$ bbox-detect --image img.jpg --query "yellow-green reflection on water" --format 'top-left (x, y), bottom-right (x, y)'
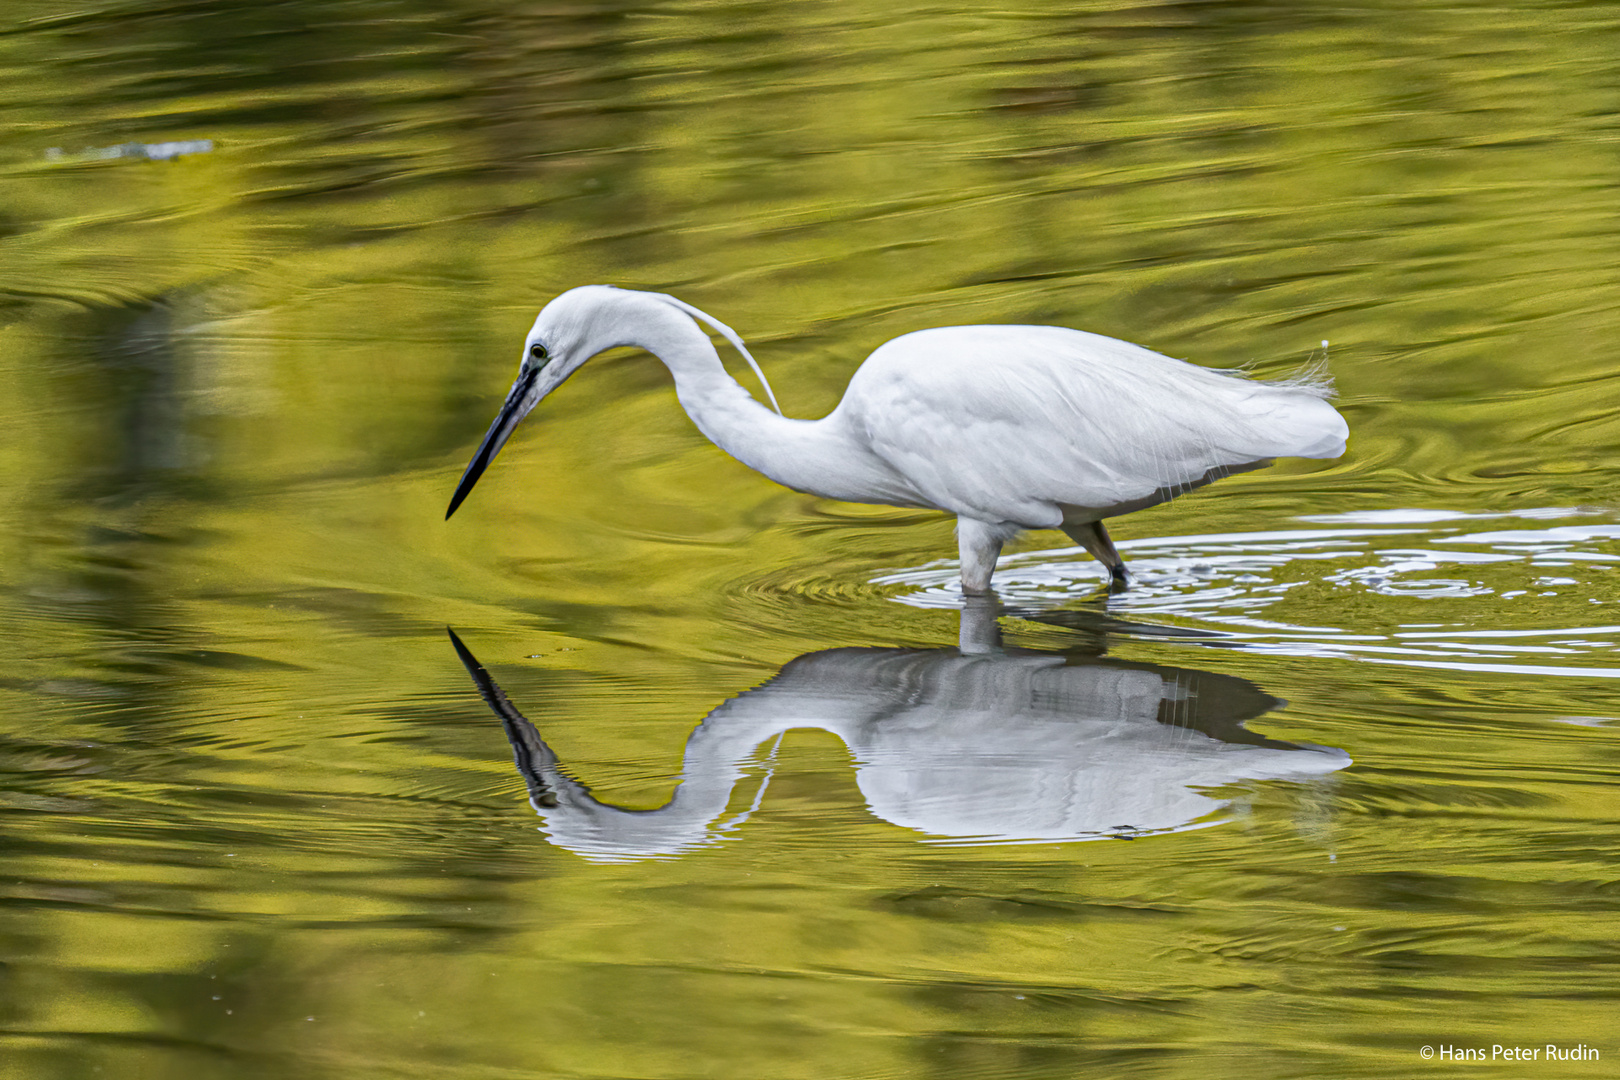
top-left (2, 1), bottom-right (1618, 1077)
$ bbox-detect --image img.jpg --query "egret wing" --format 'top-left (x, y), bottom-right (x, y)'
top-left (838, 325), bottom-right (1344, 527)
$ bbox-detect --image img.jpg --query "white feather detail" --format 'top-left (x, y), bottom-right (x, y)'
top-left (836, 324), bottom-right (1348, 527)
top-left (650, 292), bottom-right (784, 416)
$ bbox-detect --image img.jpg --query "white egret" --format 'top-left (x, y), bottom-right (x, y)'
top-left (447, 285), bottom-right (1347, 590)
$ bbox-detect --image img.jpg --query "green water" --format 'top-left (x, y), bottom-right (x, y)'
top-left (2, 1), bottom-right (1617, 1077)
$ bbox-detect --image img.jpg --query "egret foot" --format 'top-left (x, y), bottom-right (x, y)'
top-left (1063, 521), bottom-right (1130, 590)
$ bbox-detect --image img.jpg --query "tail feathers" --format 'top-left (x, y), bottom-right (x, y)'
top-left (1273, 368), bottom-right (1337, 402)
top-left (1136, 354), bottom-right (1345, 465)
top-left (1251, 391), bottom-right (1348, 460)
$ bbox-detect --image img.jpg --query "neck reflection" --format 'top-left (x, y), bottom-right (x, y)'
top-left (449, 602), bottom-right (1348, 862)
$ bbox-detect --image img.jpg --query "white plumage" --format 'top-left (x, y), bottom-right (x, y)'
top-left (447, 285), bottom-right (1348, 591)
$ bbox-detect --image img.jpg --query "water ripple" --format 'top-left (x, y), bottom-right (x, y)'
top-left (877, 509), bottom-right (1620, 679)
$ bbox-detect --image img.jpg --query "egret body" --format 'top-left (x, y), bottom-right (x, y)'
top-left (447, 286), bottom-right (1347, 591)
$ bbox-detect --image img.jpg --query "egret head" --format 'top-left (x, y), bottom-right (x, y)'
top-left (445, 286), bottom-right (777, 519)
top-left (445, 285), bottom-right (623, 519)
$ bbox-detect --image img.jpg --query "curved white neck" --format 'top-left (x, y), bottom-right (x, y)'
top-left (637, 312), bottom-right (916, 506)
top-left (653, 316), bottom-right (796, 471)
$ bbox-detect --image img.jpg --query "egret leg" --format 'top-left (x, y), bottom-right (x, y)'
top-left (956, 517), bottom-right (1011, 594)
top-left (1063, 521), bottom-right (1129, 587)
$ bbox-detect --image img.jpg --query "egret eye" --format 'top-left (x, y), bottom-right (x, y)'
top-left (529, 342), bottom-right (549, 363)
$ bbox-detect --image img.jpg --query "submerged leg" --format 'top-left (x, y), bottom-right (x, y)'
top-left (1062, 520), bottom-right (1129, 588)
top-left (957, 517), bottom-right (1014, 594)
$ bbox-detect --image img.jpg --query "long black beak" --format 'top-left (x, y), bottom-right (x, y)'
top-left (446, 368), bottom-right (537, 520)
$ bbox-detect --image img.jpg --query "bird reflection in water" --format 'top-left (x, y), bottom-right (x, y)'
top-left (448, 601), bottom-right (1348, 862)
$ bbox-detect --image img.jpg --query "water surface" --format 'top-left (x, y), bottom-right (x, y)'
top-left (2, 2), bottom-right (1617, 1077)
